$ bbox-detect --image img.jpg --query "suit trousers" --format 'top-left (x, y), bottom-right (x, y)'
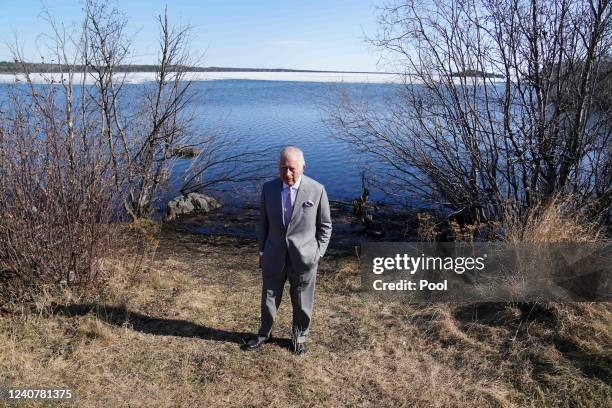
top-left (258, 254), bottom-right (316, 344)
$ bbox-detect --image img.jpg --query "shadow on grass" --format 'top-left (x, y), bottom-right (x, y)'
top-left (51, 303), bottom-right (292, 351)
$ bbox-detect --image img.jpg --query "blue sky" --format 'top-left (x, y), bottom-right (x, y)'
top-left (0, 0), bottom-right (384, 72)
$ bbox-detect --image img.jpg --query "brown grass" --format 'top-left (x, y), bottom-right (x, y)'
top-left (504, 195), bottom-right (605, 243)
top-left (0, 222), bottom-right (610, 407)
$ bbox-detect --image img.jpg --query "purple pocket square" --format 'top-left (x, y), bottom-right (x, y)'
top-left (303, 200), bottom-right (314, 208)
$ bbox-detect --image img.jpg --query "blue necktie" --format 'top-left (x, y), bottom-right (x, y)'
top-left (284, 187), bottom-right (293, 228)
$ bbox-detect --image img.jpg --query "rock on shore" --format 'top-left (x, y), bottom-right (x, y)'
top-left (165, 193), bottom-right (222, 221)
top-left (171, 146), bottom-right (203, 158)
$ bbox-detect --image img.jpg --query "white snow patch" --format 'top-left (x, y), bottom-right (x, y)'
top-left (0, 71), bottom-right (404, 84)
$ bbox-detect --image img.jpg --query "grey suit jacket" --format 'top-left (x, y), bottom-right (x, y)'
top-left (259, 175), bottom-right (332, 275)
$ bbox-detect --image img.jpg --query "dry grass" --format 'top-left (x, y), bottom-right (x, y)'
top-left (0, 222), bottom-right (610, 407)
top-left (504, 195), bottom-right (605, 243)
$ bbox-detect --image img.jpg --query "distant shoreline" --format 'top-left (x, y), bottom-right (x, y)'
top-left (0, 61), bottom-right (403, 83)
top-left (0, 61), bottom-right (394, 75)
top-left (0, 62), bottom-right (504, 82)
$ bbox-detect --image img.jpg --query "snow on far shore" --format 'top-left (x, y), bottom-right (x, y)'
top-left (0, 71), bottom-right (404, 84)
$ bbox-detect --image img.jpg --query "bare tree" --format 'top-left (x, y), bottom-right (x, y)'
top-left (328, 0), bottom-right (612, 223)
top-left (0, 22), bottom-right (118, 300)
top-left (79, 2), bottom-right (202, 219)
top-left (0, 0), bottom-right (262, 301)
top-left (80, 1), bottom-right (269, 218)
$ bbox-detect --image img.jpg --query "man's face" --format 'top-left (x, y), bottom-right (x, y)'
top-left (279, 154), bottom-right (304, 186)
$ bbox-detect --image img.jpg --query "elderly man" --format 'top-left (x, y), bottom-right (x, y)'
top-left (245, 146), bottom-right (332, 355)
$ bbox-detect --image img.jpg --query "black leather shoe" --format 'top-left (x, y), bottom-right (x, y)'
top-left (242, 335), bottom-right (272, 351)
top-left (294, 342), bottom-right (307, 356)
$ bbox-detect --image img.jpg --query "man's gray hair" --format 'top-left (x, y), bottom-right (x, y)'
top-left (279, 146), bottom-right (305, 167)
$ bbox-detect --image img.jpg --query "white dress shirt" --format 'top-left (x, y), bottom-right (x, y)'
top-left (282, 175), bottom-right (302, 225)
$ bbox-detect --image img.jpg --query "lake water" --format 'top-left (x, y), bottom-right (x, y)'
top-left (165, 79), bottom-right (403, 208)
top-left (0, 78), bottom-right (407, 210)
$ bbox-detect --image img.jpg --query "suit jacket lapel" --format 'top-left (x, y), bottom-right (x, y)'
top-left (288, 176), bottom-right (308, 232)
top-left (272, 178), bottom-right (285, 229)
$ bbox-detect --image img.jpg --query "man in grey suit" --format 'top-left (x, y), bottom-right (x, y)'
top-left (244, 146), bottom-right (332, 355)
